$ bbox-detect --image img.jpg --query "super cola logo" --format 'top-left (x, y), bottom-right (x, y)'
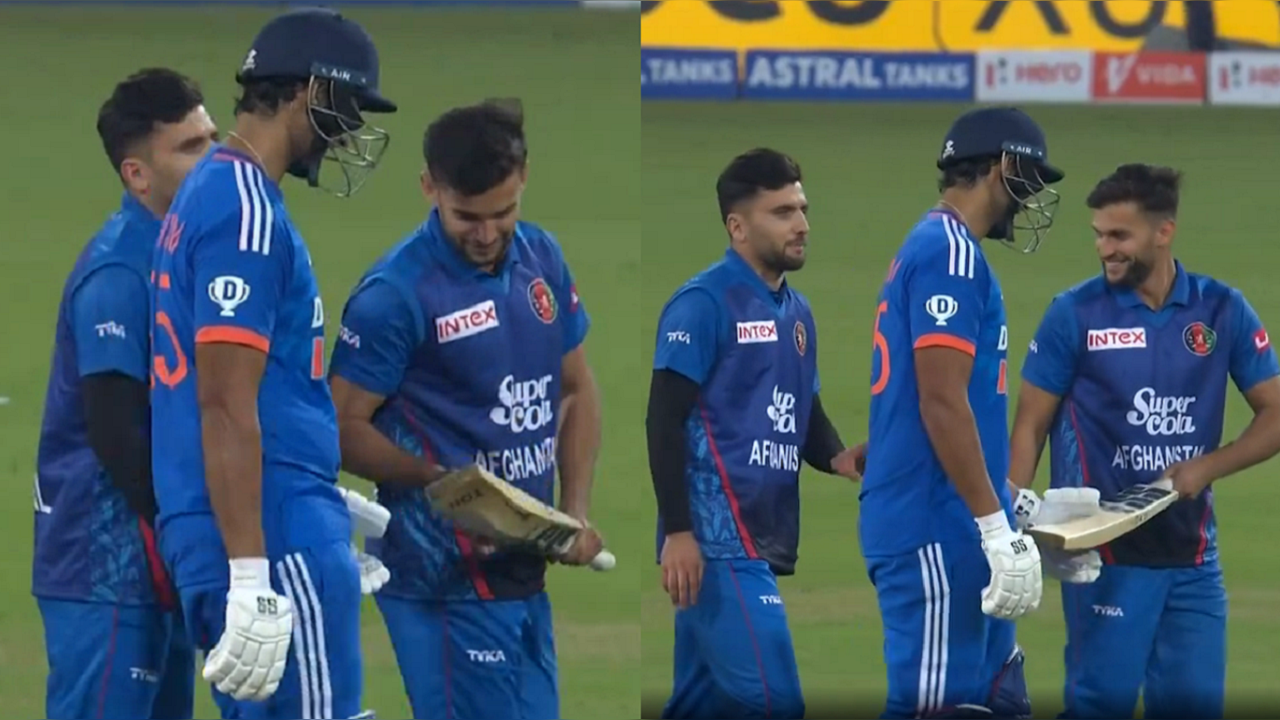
top-left (1093, 52), bottom-right (1205, 103)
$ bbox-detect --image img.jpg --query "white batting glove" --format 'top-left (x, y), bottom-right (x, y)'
top-left (202, 558), bottom-right (293, 702)
top-left (976, 512), bottom-right (1043, 619)
top-left (338, 485), bottom-right (391, 539)
top-left (1012, 487), bottom-right (1042, 530)
top-left (352, 545), bottom-right (391, 595)
top-left (1042, 546), bottom-right (1102, 584)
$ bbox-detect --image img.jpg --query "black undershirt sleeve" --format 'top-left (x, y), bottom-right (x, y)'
top-left (646, 368), bottom-right (701, 535)
top-left (802, 393), bottom-right (845, 474)
top-left (82, 372), bottom-right (157, 524)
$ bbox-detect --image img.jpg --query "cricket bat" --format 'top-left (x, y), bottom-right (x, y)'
top-left (424, 464), bottom-right (616, 572)
top-left (1024, 483), bottom-right (1179, 552)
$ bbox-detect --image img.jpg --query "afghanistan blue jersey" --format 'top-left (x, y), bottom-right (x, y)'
top-left (652, 248), bottom-right (820, 575)
top-left (1022, 263), bottom-right (1279, 567)
top-left (861, 210), bottom-right (1013, 557)
top-left (34, 193), bottom-right (171, 606)
top-left (150, 146), bottom-right (348, 588)
top-left (329, 209), bottom-right (589, 601)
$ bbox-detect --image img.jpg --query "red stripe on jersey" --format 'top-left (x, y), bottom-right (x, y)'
top-left (1195, 502), bottom-right (1212, 565)
top-left (698, 400), bottom-right (759, 559)
top-left (914, 333), bottom-right (976, 356)
top-left (196, 326), bottom-right (270, 353)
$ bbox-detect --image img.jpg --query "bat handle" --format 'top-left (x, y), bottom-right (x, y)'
top-left (589, 549), bottom-right (616, 572)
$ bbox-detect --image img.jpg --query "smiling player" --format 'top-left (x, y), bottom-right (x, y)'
top-left (1010, 164), bottom-right (1280, 719)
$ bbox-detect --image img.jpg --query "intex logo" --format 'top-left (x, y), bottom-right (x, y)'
top-left (466, 649), bottom-right (507, 663)
top-left (767, 385), bottom-right (797, 434)
top-left (436, 300), bottom-right (499, 344)
top-left (1126, 387), bottom-right (1197, 436)
top-left (1087, 327), bottom-right (1146, 351)
top-left (489, 374), bottom-right (554, 433)
top-left (736, 320), bottom-right (778, 344)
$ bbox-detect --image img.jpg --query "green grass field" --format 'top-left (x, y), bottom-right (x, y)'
top-left (640, 102), bottom-right (1280, 718)
top-left (0, 6), bottom-right (638, 719)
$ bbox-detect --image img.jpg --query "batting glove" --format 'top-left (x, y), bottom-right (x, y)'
top-left (352, 545), bottom-right (391, 595)
top-left (203, 558), bottom-right (293, 702)
top-left (976, 512), bottom-right (1043, 620)
top-left (338, 486), bottom-right (391, 539)
top-left (1041, 546), bottom-right (1102, 584)
top-left (1012, 487), bottom-right (1042, 530)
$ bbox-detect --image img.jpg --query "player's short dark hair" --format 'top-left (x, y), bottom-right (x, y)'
top-left (423, 99), bottom-right (528, 197)
top-left (96, 68), bottom-right (205, 174)
top-left (233, 77), bottom-right (306, 117)
top-left (1086, 163), bottom-right (1182, 219)
top-left (938, 156), bottom-right (999, 192)
top-left (716, 148), bottom-right (802, 223)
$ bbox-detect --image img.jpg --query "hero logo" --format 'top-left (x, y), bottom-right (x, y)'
top-left (1087, 327), bottom-right (1146, 351)
top-left (208, 276), bottom-right (250, 318)
top-left (1126, 387), bottom-right (1196, 436)
top-left (737, 320), bottom-right (778, 344)
top-left (466, 650), bottom-right (507, 664)
top-left (924, 294), bottom-right (958, 327)
top-left (490, 374), bottom-right (554, 434)
top-left (767, 386), bottom-right (796, 434)
top-left (436, 300), bottom-right (499, 344)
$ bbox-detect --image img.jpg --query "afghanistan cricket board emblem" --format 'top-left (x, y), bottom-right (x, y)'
top-left (528, 278), bottom-right (558, 324)
top-left (1182, 321), bottom-right (1217, 357)
top-left (794, 321), bottom-right (807, 356)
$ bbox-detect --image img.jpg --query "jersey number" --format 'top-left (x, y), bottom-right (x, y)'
top-left (152, 311), bottom-right (188, 389)
top-left (871, 301), bottom-right (890, 395)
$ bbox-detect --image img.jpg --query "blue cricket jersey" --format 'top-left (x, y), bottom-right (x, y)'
top-left (861, 210), bottom-right (1013, 558)
top-left (150, 146), bottom-right (349, 589)
top-left (329, 208), bottom-right (590, 601)
top-left (1022, 262), bottom-right (1279, 567)
top-left (34, 193), bottom-right (170, 606)
top-left (651, 248), bottom-right (820, 576)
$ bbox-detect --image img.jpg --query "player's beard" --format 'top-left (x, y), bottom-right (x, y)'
top-left (458, 230), bottom-right (515, 269)
top-left (766, 241), bottom-right (807, 274)
top-left (1102, 255), bottom-right (1154, 288)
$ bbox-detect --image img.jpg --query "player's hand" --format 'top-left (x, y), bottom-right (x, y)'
top-left (351, 545), bottom-right (391, 595)
top-left (977, 514), bottom-right (1043, 619)
top-left (661, 531), bottom-right (704, 610)
top-left (203, 559), bottom-right (293, 702)
top-left (1161, 457), bottom-right (1215, 499)
top-left (832, 443), bottom-right (866, 481)
top-left (1041, 547), bottom-right (1101, 584)
top-left (337, 486), bottom-right (391, 539)
top-left (557, 525), bottom-right (605, 566)
top-left (1012, 487), bottom-right (1041, 530)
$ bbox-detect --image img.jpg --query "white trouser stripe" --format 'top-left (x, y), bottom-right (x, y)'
top-left (277, 557), bottom-right (313, 718)
top-left (917, 543), bottom-right (952, 715)
top-left (294, 553), bottom-right (334, 719)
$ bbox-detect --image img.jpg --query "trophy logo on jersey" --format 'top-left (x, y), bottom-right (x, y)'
top-left (1182, 321), bottom-right (1217, 357)
top-left (925, 294), bottom-right (959, 327)
top-left (208, 276), bottom-right (251, 318)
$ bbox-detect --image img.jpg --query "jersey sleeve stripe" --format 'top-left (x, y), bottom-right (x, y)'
top-left (942, 215), bottom-right (976, 279)
top-left (232, 161), bottom-right (273, 255)
top-left (914, 333), bottom-right (976, 356)
top-left (195, 325), bottom-right (270, 353)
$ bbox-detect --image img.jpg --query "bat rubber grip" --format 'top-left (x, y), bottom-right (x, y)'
top-left (589, 549), bottom-right (616, 572)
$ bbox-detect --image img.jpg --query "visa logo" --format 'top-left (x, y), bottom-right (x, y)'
top-left (436, 300), bottom-right (499, 344)
top-left (736, 320), bottom-right (778, 344)
top-left (1087, 327), bottom-right (1146, 351)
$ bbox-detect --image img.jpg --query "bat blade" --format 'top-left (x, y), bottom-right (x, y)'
top-left (1025, 483), bottom-right (1179, 551)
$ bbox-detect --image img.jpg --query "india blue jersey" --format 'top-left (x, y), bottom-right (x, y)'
top-left (34, 193), bottom-right (169, 606)
top-left (150, 147), bottom-right (348, 588)
top-left (1022, 264), bottom-right (1279, 567)
top-left (861, 210), bottom-right (1013, 557)
top-left (329, 209), bottom-right (589, 601)
top-left (652, 248), bottom-right (820, 575)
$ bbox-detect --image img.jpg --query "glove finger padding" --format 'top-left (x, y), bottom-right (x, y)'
top-left (206, 588), bottom-right (294, 701)
top-left (338, 486), bottom-right (392, 539)
top-left (1041, 546), bottom-right (1101, 584)
top-left (980, 530), bottom-right (1044, 619)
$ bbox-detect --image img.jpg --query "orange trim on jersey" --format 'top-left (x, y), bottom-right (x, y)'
top-left (158, 273), bottom-right (171, 289)
top-left (914, 333), bottom-right (976, 356)
top-left (195, 326), bottom-right (270, 353)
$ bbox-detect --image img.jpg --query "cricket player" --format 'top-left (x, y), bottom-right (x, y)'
top-left (328, 100), bottom-right (604, 720)
top-left (1010, 163), bottom-right (1280, 720)
top-left (149, 9), bottom-right (397, 718)
top-left (34, 68), bottom-right (216, 720)
top-left (648, 148), bottom-right (861, 720)
top-left (861, 107), bottom-right (1066, 719)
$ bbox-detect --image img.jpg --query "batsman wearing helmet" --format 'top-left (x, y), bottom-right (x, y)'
top-left (860, 107), bottom-right (1063, 719)
top-left (149, 8), bottom-right (396, 718)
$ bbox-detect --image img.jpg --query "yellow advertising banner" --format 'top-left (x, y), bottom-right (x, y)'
top-left (640, 1), bottom-right (1280, 52)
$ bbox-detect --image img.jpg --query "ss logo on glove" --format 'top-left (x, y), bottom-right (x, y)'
top-left (257, 596), bottom-right (278, 615)
top-left (1011, 538), bottom-right (1029, 555)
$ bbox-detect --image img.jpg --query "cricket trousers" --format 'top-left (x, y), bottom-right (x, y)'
top-left (39, 598), bottom-right (195, 720)
top-left (662, 558), bottom-right (805, 720)
top-left (1060, 562), bottom-right (1227, 720)
top-left (179, 540), bottom-right (364, 720)
top-left (376, 591), bottom-right (559, 720)
top-left (866, 539), bottom-right (1030, 720)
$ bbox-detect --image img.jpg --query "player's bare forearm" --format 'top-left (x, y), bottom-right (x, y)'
top-left (916, 347), bottom-right (1001, 518)
top-left (330, 376), bottom-right (442, 487)
top-left (195, 344), bottom-right (268, 559)
top-left (558, 349), bottom-right (602, 520)
top-left (1201, 377), bottom-right (1280, 481)
top-left (1008, 380), bottom-right (1061, 489)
